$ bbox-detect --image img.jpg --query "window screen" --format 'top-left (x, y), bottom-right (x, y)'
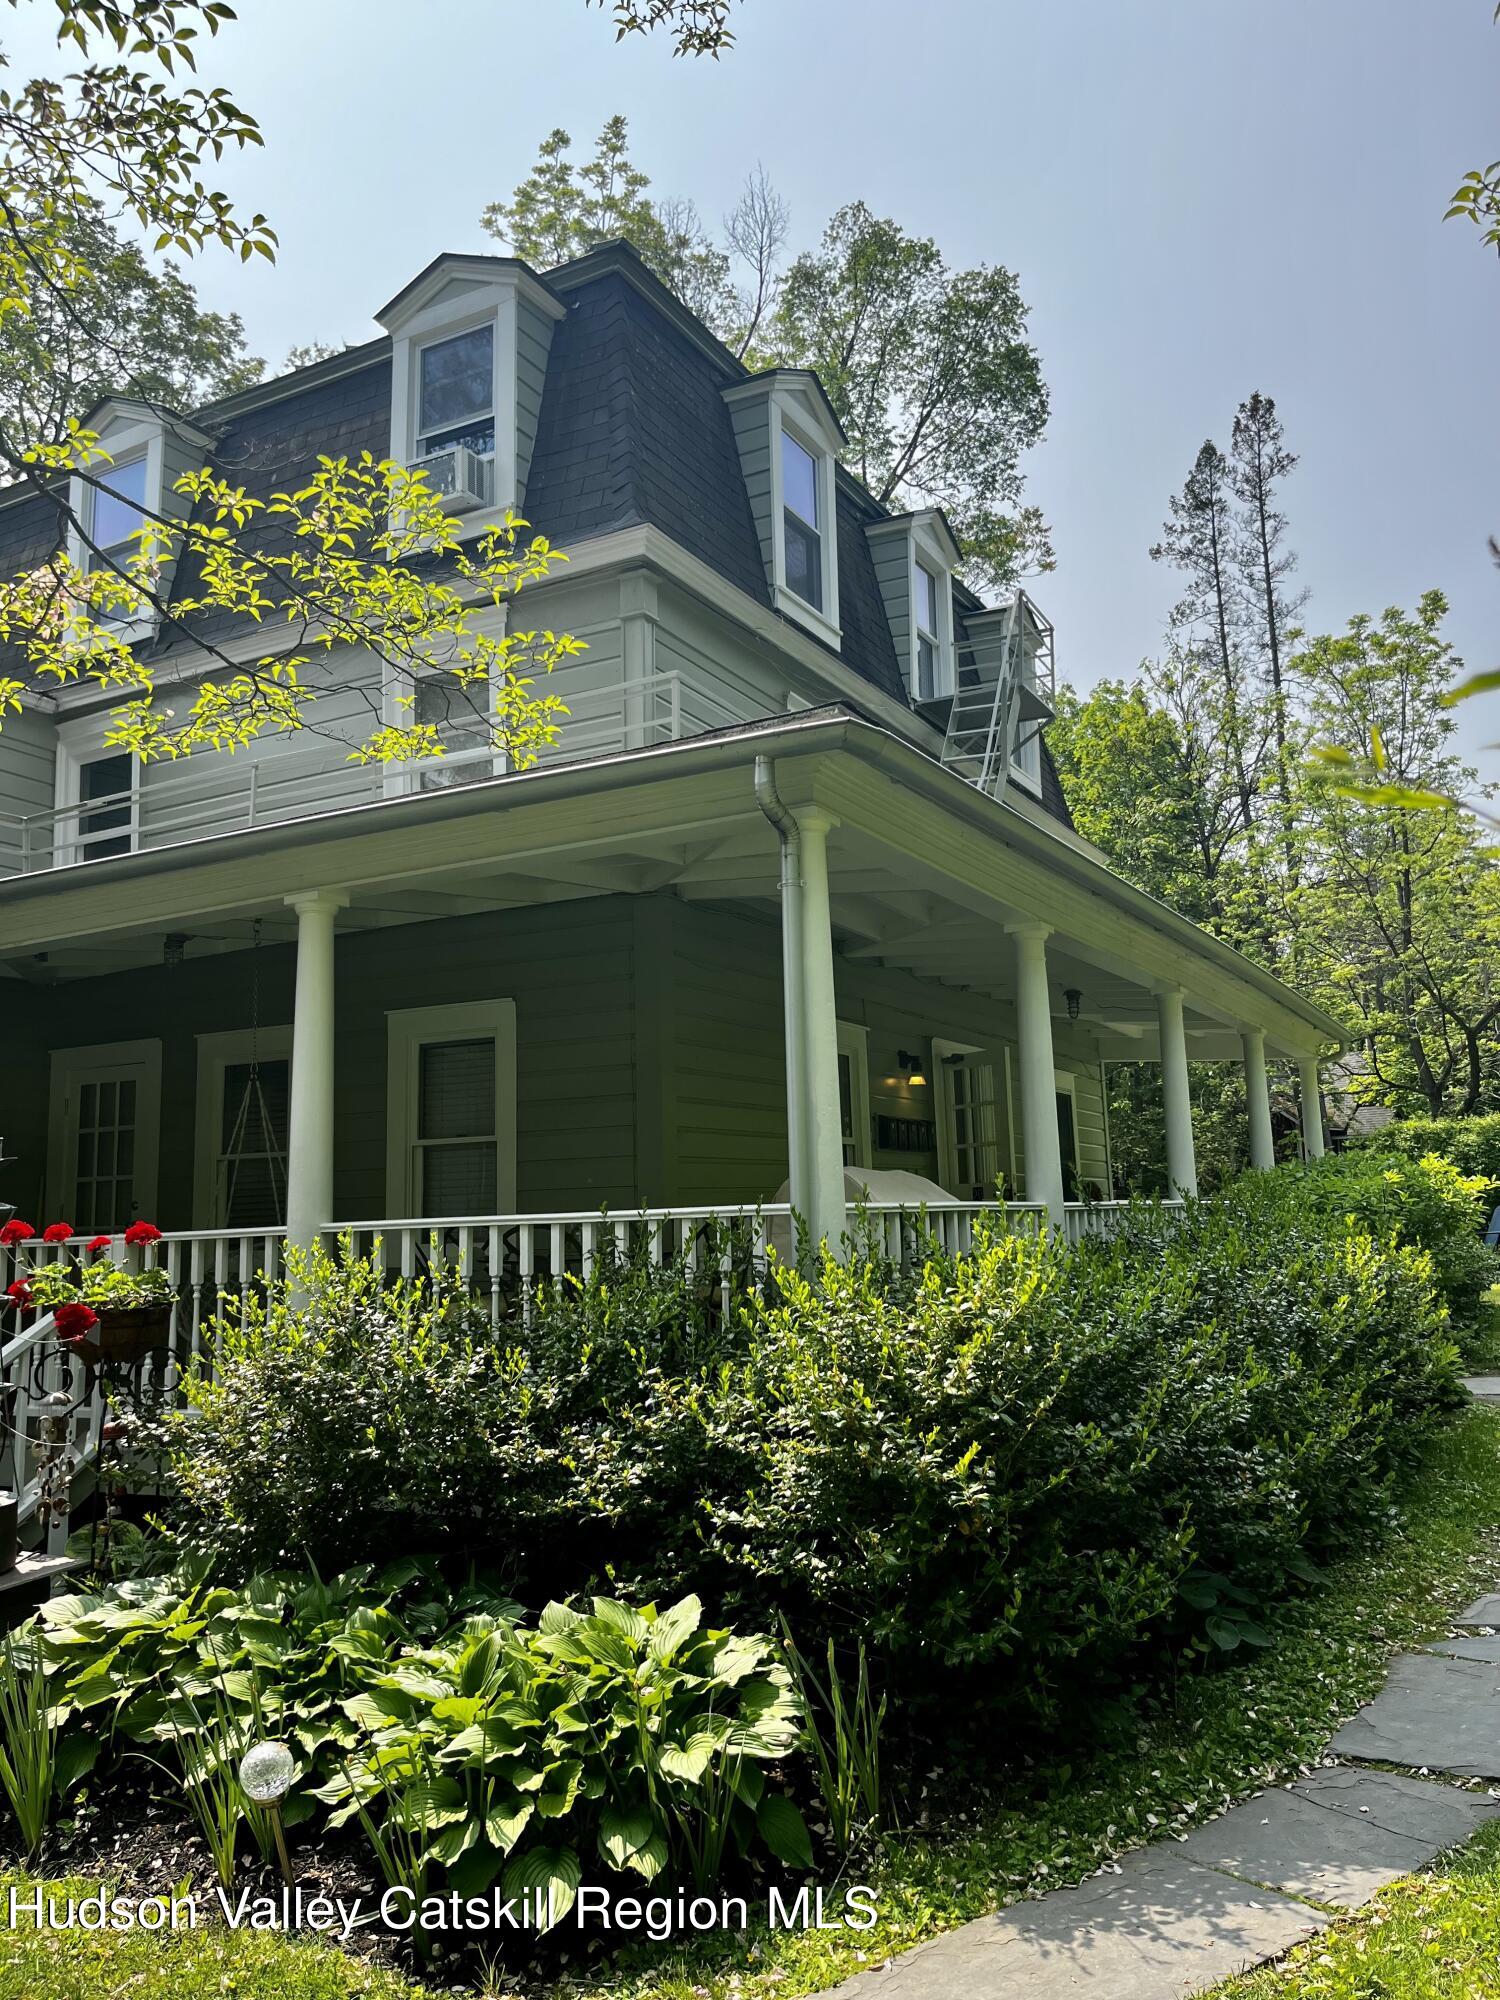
top-left (418, 325), bottom-right (495, 458)
top-left (416, 1038), bottom-right (497, 1213)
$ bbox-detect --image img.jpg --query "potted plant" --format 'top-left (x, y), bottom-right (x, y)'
top-left (11, 1221), bottom-right (173, 1364)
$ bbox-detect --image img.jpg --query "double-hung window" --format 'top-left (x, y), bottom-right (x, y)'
top-left (386, 1000), bottom-right (517, 1217)
top-left (90, 457), bottom-right (149, 569)
top-left (914, 563), bottom-right (941, 700)
top-left (416, 325), bottom-right (495, 461)
top-left (781, 430), bottom-right (823, 613)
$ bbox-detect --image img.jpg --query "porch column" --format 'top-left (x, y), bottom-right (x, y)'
top-left (1155, 987), bottom-right (1198, 1199)
top-left (797, 811), bottom-right (848, 1252)
top-left (284, 889), bottom-right (348, 1251)
top-left (1298, 1057), bottom-right (1326, 1160)
top-left (1241, 1026), bottom-right (1276, 1170)
top-left (1008, 922), bottom-right (1065, 1226)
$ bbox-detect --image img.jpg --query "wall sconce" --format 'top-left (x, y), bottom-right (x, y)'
top-left (1064, 988), bottom-right (1082, 1021)
top-left (897, 1048), bottom-right (929, 1087)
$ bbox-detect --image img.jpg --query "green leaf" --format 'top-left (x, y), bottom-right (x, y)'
top-left (500, 1845), bottom-right (581, 1929)
top-left (54, 1735), bottom-right (99, 1794)
top-left (1205, 1613), bottom-right (1243, 1652)
top-left (598, 1804), bottom-right (656, 1869)
top-left (756, 1793), bottom-right (814, 1869)
top-left (591, 1597), bottom-right (650, 1644)
top-left (484, 1797), bottom-right (534, 1854)
top-left (648, 1594), bottom-right (702, 1662)
top-left (623, 1830), bottom-right (668, 1880)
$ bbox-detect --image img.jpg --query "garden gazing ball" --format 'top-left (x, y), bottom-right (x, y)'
top-left (238, 1740), bottom-right (295, 1804)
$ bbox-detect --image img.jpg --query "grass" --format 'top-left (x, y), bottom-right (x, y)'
top-left (1, 1408), bottom-right (1497, 2000)
top-left (1210, 1820), bottom-right (1500, 1998)
top-left (0, 1874), bottom-right (425, 2000)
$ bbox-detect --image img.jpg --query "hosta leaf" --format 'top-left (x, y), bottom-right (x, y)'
top-left (485, 1797), bottom-right (534, 1853)
top-left (500, 1844), bottom-right (581, 1929)
top-left (447, 1840), bottom-right (507, 1897)
top-left (342, 1691), bottom-right (410, 1731)
top-left (657, 1732), bottom-right (718, 1785)
top-left (536, 1757), bottom-right (584, 1818)
top-left (54, 1735), bottom-right (98, 1794)
top-left (756, 1793), bottom-right (814, 1870)
top-left (598, 1804), bottom-right (656, 1868)
top-left (648, 1594), bottom-right (702, 1663)
top-left (538, 1602), bottom-right (582, 1635)
top-left (728, 1759), bottom-right (765, 1809)
top-left (624, 1830), bottom-right (669, 1880)
top-left (427, 1817), bottom-right (479, 1864)
top-left (591, 1598), bottom-right (649, 1645)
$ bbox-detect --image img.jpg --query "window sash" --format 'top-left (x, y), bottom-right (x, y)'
top-left (418, 326), bottom-right (494, 455)
top-left (783, 508), bottom-right (822, 611)
top-left (92, 457), bottom-right (148, 559)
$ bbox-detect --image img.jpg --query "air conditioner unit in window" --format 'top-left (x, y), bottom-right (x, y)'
top-left (407, 444), bottom-right (489, 514)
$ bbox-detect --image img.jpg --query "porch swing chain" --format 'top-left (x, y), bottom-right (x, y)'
top-left (221, 920), bottom-right (286, 1225)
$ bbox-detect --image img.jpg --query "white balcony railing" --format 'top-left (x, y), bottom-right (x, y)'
top-left (0, 668), bottom-right (739, 877)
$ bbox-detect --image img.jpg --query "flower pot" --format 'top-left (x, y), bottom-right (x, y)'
top-left (79, 1304), bottom-right (171, 1365)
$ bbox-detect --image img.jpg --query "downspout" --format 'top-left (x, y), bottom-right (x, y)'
top-left (754, 756), bottom-right (808, 1220)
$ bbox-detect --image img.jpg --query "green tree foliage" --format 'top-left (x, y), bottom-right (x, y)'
top-left (1296, 595), bottom-right (1500, 1116)
top-left (484, 121), bottom-right (1051, 592)
top-left (585, 0), bottom-right (739, 57)
top-left (0, 0), bottom-right (574, 767)
top-left (0, 201), bottom-right (261, 450)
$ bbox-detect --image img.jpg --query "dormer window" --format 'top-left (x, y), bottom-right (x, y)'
top-left (378, 255), bottom-right (566, 530)
top-left (417, 324), bottom-right (495, 461)
top-left (781, 430), bottom-right (823, 612)
top-left (724, 370), bottom-right (845, 647)
top-left (90, 456), bottom-right (149, 570)
top-left (865, 508), bottom-right (959, 703)
top-left (914, 561), bottom-right (941, 699)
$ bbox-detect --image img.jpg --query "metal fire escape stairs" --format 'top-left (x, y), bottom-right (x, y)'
top-left (938, 590), bottom-right (1056, 802)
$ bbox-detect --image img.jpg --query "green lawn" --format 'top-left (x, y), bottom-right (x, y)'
top-left (0, 1875), bottom-right (426, 2000)
top-left (1210, 1820), bottom-right (1500, 1999)
top-left (3, 1408), bottom-right (1499, 2000)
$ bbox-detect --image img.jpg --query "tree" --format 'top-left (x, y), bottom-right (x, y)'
top-left (1296, 595), bottom-right (1500, 1116)
top-left (1229, 393), bottom-right (1306, 850)
top-left (485, 128), bottom-right (1053, 594)
top-left (1150, 440), bottom-right (1262, 835)
top-left (770, 203), bottom-right (1052, 592)
top-left (0, 0), bottom-right (573, 772)
top-left (0, 201), bottom-right (260, 452)
top-left (585, 0), bottom-right (738, 57)
top-left (481, 116), bottom-right (731, 322)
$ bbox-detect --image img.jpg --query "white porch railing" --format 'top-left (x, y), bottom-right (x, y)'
top-left (0, 667), bottom-right (745, 877)
top-left (0, 1198), bottom-right (1182, 1527)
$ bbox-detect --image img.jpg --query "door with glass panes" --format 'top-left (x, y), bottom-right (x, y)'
top-left (46, 1040), bottom-right (161, 1229)
top-left (934, 1043), bottom-right (1001, 1201)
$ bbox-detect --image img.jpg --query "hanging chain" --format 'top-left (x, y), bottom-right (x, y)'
top-left (249, 917), bottom-right (262, 1078)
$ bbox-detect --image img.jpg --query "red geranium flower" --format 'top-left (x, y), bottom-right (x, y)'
top-left (86, 1235), bottom-right (112, 1254)
top-left (0, 1220), bottom-right (33, 1246)
top-left (42, 1221), bottom-right (73, 1244)
top-left (123, 1221), bottom-right (162, 1247)
top-left (5, 1280), bottom-right (32, 1308)
top-left (53, 1302), bottom-right (98, 1339)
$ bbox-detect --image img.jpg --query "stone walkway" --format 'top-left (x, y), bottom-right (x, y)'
top-left (815, 1589), bottom-right (1500, 2000)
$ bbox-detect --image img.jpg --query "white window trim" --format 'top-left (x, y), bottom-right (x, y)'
top-left (53, 713), bottom-right (140, 868)
top-left (65, 411), bottom-right (168, 646)
top-left (836, 1020), bottom-right (871, 1170)
top-left (381, 263), bottom-right (565, 540)
top-left (193, 1026), bottom-right (294, 1228)
top-left (769, 403), bottom-right (841, 645)
top-left (385, 999), bottom-right (517, 1216)
top-left (380, 614), bottom-right (509, 800)
top-left (865, 509), bottom-right (960, 704)
top-left (1055, 1068), bottom-right (1079, 1189)
top-left (46, 1037), bottom-right (162, 1224)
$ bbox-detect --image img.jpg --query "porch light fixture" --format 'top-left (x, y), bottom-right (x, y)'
top-left (1064, 988), bottom-right (1082, 1021)
top-left (162, 933), bottom-right (189, 967)
top-left (896, 1049), bottom-right (929, 1087)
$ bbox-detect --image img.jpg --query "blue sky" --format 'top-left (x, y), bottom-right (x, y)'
top-left (12, 0), bottom-right (1498, 774)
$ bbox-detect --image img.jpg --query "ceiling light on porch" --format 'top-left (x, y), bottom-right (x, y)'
top-left (162, 933), bottom-right (190, 966)
top-left (1064, 987), bottom-right (1083, 1021)
top-left (896, 1049), bottom-right (928, 1087)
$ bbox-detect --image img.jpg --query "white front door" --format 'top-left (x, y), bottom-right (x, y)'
top-left (934, 1042), bottom-right (1001, 1200)
top-left (47, 1039), bottom-right (162, 1229)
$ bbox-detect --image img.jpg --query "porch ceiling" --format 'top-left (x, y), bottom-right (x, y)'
top-left (0, 709), bottom-right (1343, 1058)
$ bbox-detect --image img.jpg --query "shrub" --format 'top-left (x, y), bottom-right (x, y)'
top-left (1277, 1147), bottom-right (1497, 1325)
top-left (1356, 1112), bottom-right (1500, 1188)
top-left (163, 1180), bottom-right (1465, 1746)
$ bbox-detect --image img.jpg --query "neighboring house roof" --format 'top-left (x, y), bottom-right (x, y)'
top-left (0, 237), bottom-right (1073, 824)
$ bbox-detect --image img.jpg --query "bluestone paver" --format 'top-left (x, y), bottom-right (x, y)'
top-left (1425, 1633), bottom-right (1500, 1664)
top-left (814, 1845), bottom-right (1325, 2000)
top-left (1458, 1593), bottom-right (1500, 1625)
top-left (1463, 1378), bottom-right (1500, 1404)
top-left (1177, 1768), bottom-right (1500, 1908)
top-left (1327, 1651), bottom-right (1500, 1777)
